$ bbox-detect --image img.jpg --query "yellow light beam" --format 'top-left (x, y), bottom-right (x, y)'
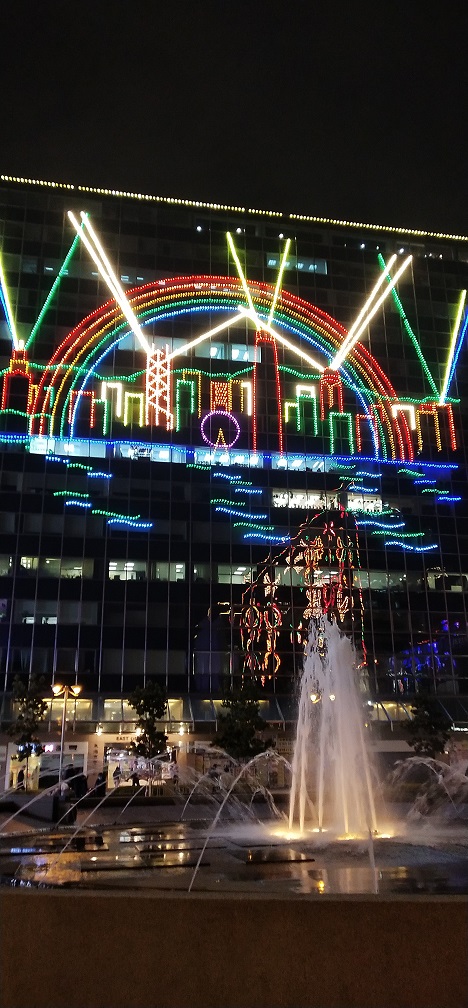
top-left (243, 309), bottom-right (325, 372)
top-left (332, 255), bottom-right (412, 369)
top-left (80, 212), bottom-right (153, 357)
top-left (267, 238), bottom-right (291, 326)
top-left (331, 254), bottom-right (397, 368)
top-left (67, 211), bottom-right (153, 356)
top-left (439, 289), bottom-right (467, 404)
top-left (0, 253), bottom-right (19, 349)
top-left (167, 309), bottom-right (251, 361)
top-left (226, 232), bottom-right (258, 323)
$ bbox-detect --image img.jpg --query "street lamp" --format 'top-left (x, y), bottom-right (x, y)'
top-left (51, 683), bottom-right (82, 783)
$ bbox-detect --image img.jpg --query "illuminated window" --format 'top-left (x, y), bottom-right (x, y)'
top-left (108, 560), bottom-right (147, 581)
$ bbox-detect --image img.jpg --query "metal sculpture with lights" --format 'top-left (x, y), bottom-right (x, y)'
top-left (240, 504), bottom-right (364, 687)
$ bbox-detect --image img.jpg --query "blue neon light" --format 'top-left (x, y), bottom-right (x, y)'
top-left (355, 471), bottom-right (382, 478)
top-left (348, 485), bottom-right (379, 493)
top-left (64, 499), bottom-right (92, 508)
top-left (87, 471), bottom-right (113, 479)
top-left (243, 533), bottom-right (290, 543)
top-left (215, 507), bottom-right (268, 519)
top-left (107, 518), bottom-right (153, 529)
top-left (212, 471), bottom-right (243, 481)
top-left (233, 487), bottom-right (263, 495)
top-left (413, 479), bottom-right (436, 485)
top-left (357, 520), bottom-right (405, 529)
top-left (383, 540), bottom-right (439, 552)
top-left (436, 496), bottom-right (462, 503)
top-left (446, 310), bottom-right (468, 398)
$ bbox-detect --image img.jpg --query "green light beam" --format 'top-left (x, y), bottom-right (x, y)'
top-left (377, 252), bottom-right (439, 397)
top-left (26, 229), bottom-right (83, 350)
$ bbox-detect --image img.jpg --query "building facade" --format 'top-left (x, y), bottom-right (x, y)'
top-left (1, 175), bottom-right (468, 784)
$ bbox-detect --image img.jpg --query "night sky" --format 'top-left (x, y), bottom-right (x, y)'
top-left (2, 3), bottom-right (468, 234)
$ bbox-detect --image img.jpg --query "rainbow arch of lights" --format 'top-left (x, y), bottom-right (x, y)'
top-left (27, 275), bottom-right (457, 461)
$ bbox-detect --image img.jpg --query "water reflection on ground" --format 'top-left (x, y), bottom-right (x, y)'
top-left (1, 818), bottom-right (468, 895)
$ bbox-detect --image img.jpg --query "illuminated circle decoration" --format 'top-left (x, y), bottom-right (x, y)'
top-left (200, 410), bottom-right (240, 449)
top-left (28, 273), bottom-right (446, 460)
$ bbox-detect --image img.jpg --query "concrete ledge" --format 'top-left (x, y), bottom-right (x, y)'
top-left (1, 889), bottom-right (467, 1008)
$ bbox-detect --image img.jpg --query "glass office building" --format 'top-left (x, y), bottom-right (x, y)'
top-left (1, 174), bottom-right (468, 774)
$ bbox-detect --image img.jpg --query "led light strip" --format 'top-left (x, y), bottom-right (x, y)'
top-left (0, 254), bottom-right (19, 348)
top-left (67, 211), bottom-right (152, 355)
top-left (27, 228), bottom-right (84, 350)
top-left (332, 256), bottom-right (413, 370)
top-left (439, 292), bottom-right (467, 404)
top-left (377, 252), bottom-right (439, 396)
top-left (267, 239), bottom-right (291, 325)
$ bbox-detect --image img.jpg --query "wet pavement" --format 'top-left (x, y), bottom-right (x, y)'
top-left (1, 807), bottom-right (468, 896)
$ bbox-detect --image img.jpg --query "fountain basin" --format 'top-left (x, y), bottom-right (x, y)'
top-left (1, 883), bottom-right (466, 1008)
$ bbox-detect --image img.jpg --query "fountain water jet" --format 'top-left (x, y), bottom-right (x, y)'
top-left (288, 616), bottom-right (378, 838)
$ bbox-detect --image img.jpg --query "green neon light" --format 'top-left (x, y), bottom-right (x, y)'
top-left (91, 508), bottom-right (141, 520)
top-left (328, 411), bottom-right (355, 455)
top-left (53, 490), bottom-right (90, 499)
top-left (370, 530), bottom-right (424, 538)
top-left (26, 230), bottom-right (83, 350)
top-left (296, 391), bottom-right (318, 435)
top-left (377, 252), bottom-right (439, 396)
top-left (175, 379), bottom-right (196, 431)
top-left (398, 468), bottom-right (425, 477)
top-left (233, 522), bottom-right (276, 531)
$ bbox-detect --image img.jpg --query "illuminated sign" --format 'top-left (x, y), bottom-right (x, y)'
top-left (0, 225), bottom-right (465, 467)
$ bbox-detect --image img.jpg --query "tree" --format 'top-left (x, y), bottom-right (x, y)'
top-left (403, 693), bottom-right (452, 759)
top-left (128, 680), bottom-right (168, 760)
top-left (8, 675), bottom-right (48, 790)
top-left (212, 683), bottom-right (273, 761)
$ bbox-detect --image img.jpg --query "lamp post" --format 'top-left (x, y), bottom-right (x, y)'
top-left (51, 683), bottom-right (82, 783)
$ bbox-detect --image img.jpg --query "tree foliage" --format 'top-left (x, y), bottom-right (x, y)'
top-left (8, 675), bottom-right (48, 786)
top-left (128, 679), bottom-right (168, 759)
top-left (8, 674), bottom-right (47, 753)
top-left (212, 683), bottom-right (272, 760)
top-left (403, 693), bottom-right (452, 759)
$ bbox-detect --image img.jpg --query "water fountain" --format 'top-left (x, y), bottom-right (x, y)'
top-left (288, 615), bottom-right (378, 838)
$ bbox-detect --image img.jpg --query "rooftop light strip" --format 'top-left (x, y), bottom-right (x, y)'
top-left (0, 254), bottom-right (19, 349)
top-left (6, 174), bottom-right (468, 239)
top-left (67, 211), bottom-right (152, 355)
top-left (332, 256), bottom-right (413, 369)
top-left (440, 298), bottom-right (468, 404)
top-left (267, 238), bottom-right (291, 325)
top-left (377, 253), bottom-right (439, 396)
top-left (26, 227), bottom-right (84, 350)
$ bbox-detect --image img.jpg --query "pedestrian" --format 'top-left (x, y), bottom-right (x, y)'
top-left (95, 770), bottom-right (106, 797)
top-left (130, 771), bottom-right (140, 788)
top-left (75, 771), bottom-right (88, 799)
top-left (17, 767), bottom-right (25, 790)
top-left (112, 764), bottom-right (122, 788)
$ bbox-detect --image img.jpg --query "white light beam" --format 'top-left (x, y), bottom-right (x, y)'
top-left (67, 211), bottom-right (152, 356)
top-left (332, 255), bottom-right (412, 369)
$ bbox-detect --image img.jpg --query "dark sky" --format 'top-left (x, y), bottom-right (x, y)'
top-left (2, 2), bottom-right (468, 234)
